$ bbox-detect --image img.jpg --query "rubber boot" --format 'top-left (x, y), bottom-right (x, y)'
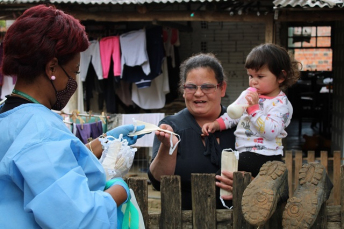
top-left (282, 162), bottom-right (333, 228)
top-left (242, 161), bottom-right (289, 226)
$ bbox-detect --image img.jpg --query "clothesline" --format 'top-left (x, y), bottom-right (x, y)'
top-left (53, 110), bottom-right (107, 126)
top-left (53, 110), bottom-right (106, 118)
top-left (54, 110), bottom-right (109, 141)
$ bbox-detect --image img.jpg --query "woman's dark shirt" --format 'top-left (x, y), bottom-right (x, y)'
top-left (0, 96), bottom-right (32, 114)
top-left (148, 106), bottom-right (236, 210)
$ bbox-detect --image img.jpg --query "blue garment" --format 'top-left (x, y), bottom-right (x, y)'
top-left (0, 104), bottom-right (118, 228)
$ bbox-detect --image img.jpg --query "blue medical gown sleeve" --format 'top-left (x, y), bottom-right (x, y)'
top-left (13, 140), bottom-right (118, 228)
top-left (0, 105), bottom-right (120, 228)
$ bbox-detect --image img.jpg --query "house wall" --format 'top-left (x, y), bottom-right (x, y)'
top-left (332, 21), bottom-right (344, 155)
top-left (178, 21), bottom-right (266, 106)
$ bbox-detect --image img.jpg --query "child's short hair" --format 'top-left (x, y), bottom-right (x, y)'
top-left (245, 43), bottom-right (301, 91)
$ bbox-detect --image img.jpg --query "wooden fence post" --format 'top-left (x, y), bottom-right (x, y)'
top-left (333, 151), bottom-right (341, 205)
top-left (160, 175), bottom-right (182, 229)
top-left (233, 172), bottom-right (254, 229)
top-left (320, 151), bottom-right (328, 173)
top-left (308, 151), bottom-right (315, 162)
top-left (127, 177), bottom-right (149, 228)
top-left (294, 151), bottom-right (303, 191)
top-left (285, 150), bottom-right (293, 197)
top-left (191, 174), bottom-right (216, 229)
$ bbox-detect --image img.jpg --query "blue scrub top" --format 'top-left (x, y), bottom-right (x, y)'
top-left (0, 104), bottom-right (117, 228)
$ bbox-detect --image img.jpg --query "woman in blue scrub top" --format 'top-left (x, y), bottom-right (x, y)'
top-left (0, 5), bottom-right (143, 228)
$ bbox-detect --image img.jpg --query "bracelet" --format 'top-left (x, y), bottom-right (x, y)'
top-left (88, 141), bottom-right (93, 153)
top-left (99, 133), bottom-right (107, 149)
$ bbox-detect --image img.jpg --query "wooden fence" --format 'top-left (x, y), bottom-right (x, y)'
top-left (126, 151), bottom-right (343, 228)
top-left (284, 150), bottom-right (341, 205)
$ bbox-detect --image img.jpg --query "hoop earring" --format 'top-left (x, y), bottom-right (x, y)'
top-left (51, 75), bottom-right (56, 81)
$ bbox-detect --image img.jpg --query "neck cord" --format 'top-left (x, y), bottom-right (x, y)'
top-left (12, 89), bottom-right (40, 104)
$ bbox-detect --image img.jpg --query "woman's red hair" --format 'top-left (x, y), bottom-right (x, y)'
top-left (1, 4), bottom-right (89, 83)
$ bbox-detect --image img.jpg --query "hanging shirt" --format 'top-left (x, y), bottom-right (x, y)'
top-left (80, 40), bottom-right (103, 81)
top-left (121, 26), bottom-right (165, 88)
top-left (120, 29), bottom-right (150, 79)
top-left (163, 27), bottom-right (180, 68)
top-left (75, 120), bottom-right (103, 144)
top-left (0, 104), bottom-right (120, 228)
top-left (131, 58), bottom-right (170, 109)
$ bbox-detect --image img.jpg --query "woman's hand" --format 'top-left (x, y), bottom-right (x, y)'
top-left (216, 170), bottom-right (234, 200)
top-left (155, 124), bottom-right (178, 149)
top-left (150, 124), bottom-right (179, 179)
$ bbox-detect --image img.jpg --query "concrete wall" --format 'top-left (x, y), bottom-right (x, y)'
top-left (178, 21), bottom-right (266, 106)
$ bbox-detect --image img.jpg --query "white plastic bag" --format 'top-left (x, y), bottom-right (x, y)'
top-left (99, 134), bottom-right (137, 180)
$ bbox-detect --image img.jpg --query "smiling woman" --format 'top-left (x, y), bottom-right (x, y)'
top-left (182, 65), bottom-right (226, 126)
top-left (147, 53), bottom-right (237, 210)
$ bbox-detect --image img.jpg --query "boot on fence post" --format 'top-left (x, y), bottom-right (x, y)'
top-left (282, 162), bottom-right (333, 229)
top-left (241, 161), bottom-right (289, 227)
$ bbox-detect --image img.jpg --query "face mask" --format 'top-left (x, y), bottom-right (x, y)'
top-left (51, 66), bottom-right (78, 111)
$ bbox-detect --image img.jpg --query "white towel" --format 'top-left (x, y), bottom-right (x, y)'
top-left (122, 113), bottom-right (164, 147)
top-left (0, 75), bottom-right (15, 100)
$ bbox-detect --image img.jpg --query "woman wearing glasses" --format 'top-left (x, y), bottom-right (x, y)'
top-left (148, 53), bottom-right (236, 210)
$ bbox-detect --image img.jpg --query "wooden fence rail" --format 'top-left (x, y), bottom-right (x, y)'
top-left (126, 150), bottom-right (342, 228)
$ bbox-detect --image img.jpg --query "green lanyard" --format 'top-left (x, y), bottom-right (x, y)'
top-left (12, 89), bottom-right (40, 104)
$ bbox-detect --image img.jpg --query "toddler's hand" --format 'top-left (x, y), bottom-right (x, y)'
top-left (201, 121), bottom-right (219, 136)
top-left (245, 91), bottom-right (259, 106)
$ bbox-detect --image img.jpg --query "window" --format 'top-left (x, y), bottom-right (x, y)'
top-left (200, 21), bottom-right (208, 29)
top-left (287, 25), bottom-right (332, 71)
top-left (201, 41), bottom-right (207, 52)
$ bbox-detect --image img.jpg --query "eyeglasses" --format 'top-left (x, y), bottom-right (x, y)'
top-left (183, 83), bottom-right (221, 94)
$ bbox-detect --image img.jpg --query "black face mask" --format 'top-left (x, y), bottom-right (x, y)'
top-left (50, 65), bottom-right (78, 111)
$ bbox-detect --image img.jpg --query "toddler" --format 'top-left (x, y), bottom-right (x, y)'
top-left (202, 43), bottom-right (300, 177)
